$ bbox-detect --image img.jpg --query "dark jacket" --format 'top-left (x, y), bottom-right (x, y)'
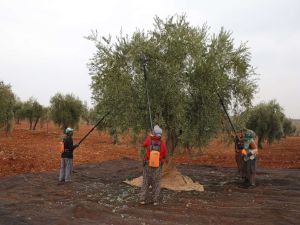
top-left (61, 135), bottom-right (78, 159)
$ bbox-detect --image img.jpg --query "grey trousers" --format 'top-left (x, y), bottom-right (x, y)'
top-left (59, 158), bottom-right (73, 182)
top-left (140, 165), bottom-right (162, 202)
top-left (241, 158), bottom-right (256, 186)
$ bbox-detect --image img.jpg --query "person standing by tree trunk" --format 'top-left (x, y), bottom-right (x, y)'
top-left (240, 129), bottom-right (257, 188)
top-left (234, 130), bottom-right (245, 173)
top-left (140, 125), bottom-right (167, 206)
top-left (58, 127), bottom-right (79, 184)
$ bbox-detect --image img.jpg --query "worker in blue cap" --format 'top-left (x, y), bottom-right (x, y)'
top-left (58, 127), bottom-right (79, 184)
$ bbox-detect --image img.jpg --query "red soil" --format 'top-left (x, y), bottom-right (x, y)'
top-left (0, 121), bottom-right (299, 177)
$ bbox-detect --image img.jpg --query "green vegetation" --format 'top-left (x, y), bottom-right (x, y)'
top-left (22, 98), bottom-right (44, 130)
top-left (49, 93), bottom-right (84, 130)
top-left (0, 81), bottom-right (16, 135)
top-left (292, 119), bottom-right (300, 136)
top-left (87, 15), bottom-right (257, 154)
top-left (246, 100), bottom-right (296, 148)
top-left (1, 15), bottom-right (297, 156)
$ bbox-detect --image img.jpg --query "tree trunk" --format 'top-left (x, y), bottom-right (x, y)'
top-left (166, 128), bottom-right (179, 157)
top-left (33, 117), bottom-right (39, 130)
top-left (258, 136), bottom-right (263, 149)
top-left (28, 118), bottom-right (33, 130)
top-left (163, 128), bottom-right (180, 173)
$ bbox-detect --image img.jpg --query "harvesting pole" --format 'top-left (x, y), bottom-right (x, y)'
top-left (216, 92), bottom-right (237, 136)
top-left (142, 55), bottom-right (153, 131)
top-left (78, 111), bottom-right (110, 145)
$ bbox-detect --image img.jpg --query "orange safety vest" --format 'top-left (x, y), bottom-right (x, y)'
top-left (58, 141), bottom-right (64, 153)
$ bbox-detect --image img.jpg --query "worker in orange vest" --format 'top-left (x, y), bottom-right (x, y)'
top-left (140, 125), bottom-right (167, 206)
top-left (234, 130), bottom-right (245, 173)
top-left (240, 129), bottom-right (258, 188)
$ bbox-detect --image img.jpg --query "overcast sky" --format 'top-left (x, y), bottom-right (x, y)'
top-left (1, 0), bottom-right (299, 118)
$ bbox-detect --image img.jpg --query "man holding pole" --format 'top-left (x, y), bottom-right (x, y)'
top-left (58, 127), bottom-right (79, 183)
top-left (240, 129), bottom-right (258, 188)
top-left (58, 112), bottom-right (110, 184)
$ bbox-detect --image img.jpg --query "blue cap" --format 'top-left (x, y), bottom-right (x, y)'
top-left (65, 127), bottom-right (73, 134)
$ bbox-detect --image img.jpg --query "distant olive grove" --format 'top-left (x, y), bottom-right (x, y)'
top-left (0, 80), bottom-right (297, 150)
top-left (0, 59), bottom-right (300, 148)
top-left (0, 80), bottom-right (92, 135)
top-left (243, 100), bottom-right (297, 148)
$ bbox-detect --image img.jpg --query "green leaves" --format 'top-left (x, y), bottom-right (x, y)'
top-left (22, 98), bottom-right (44, 130)
top-left (246, 100), bottom-right (296, 148)
top-left (0, 81), bottom-right (15, 134)
top-left (49, 93), bottom-right (83, 130)
top-left (87, 15), bottom-right (257, 152)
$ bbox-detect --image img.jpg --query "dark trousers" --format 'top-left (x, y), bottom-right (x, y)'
top-left (140, 165), bottom-right (162, 202)
top-left (241, 158), bottom-right (256, 186)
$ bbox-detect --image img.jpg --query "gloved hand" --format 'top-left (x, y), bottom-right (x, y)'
top-left (246, 152), bottom-right (252, 157)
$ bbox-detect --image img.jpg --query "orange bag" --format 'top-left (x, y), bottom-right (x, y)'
top-left (149, 151), bottom-right (160, 167)
top-left (59, 141), bottom-right (64, 153)
top-left (241, 149), bottom-right (247, 155)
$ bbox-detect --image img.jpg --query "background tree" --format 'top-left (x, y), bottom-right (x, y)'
top-left (32, 100), bottom-right (44, 130)
top-left (81, 101), bottom-right (91, 125)
top-left (49, 93), bottom-right (83, 130)
top-left (293, 119), bottom-right (300, 136)
top-left (246, 100), bottom-right (296, 149)
top-left (0, 81), bottom-right (16, 135)
top-left (39, 107), bottom-right (50, 131)
top-left (22, 98), bottom-right (44, 130)
top-left (282, 118), bottom-right (297, 137)
top-left (87, 15), bottom-right (257, 155)
top-left (23, 99), bottom-right (34, 129)
top-left (13, 98), bottom-right (25, 124)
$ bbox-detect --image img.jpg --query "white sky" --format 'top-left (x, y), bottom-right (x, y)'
top-left (0, 0), bottom-right (299, 118)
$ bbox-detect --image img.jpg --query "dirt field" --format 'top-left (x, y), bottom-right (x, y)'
top-left (0, 122), bottom-right (300, 225)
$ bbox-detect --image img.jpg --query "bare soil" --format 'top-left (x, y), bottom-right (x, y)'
top-left (0, 122), bottom-right (300, 225)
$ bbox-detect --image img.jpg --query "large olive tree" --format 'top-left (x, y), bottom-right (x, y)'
top-left (87, 15), bottom-right (257, 155)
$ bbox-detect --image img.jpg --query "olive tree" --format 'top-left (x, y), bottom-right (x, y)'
top-left (246, 100), bottom-right (296, 148)
top-left (49, 93), bottom-right (83, 130)
top-left (87, 15), bottom-right (257, 155)
top-left (0, 81), bottom-right (15, 135)
top-left (22, 98), bottom-right (44, 130)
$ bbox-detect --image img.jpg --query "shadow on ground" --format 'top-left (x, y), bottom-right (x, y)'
top-left (0, 158), bottom-right (299, 225)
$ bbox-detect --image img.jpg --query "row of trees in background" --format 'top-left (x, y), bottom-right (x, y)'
top-left (245, 100), bottom-right (296, 148)
top-left (0, 81), bottom-right (93, 135)
top-left (0, 78), bottom-right (297, 148)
